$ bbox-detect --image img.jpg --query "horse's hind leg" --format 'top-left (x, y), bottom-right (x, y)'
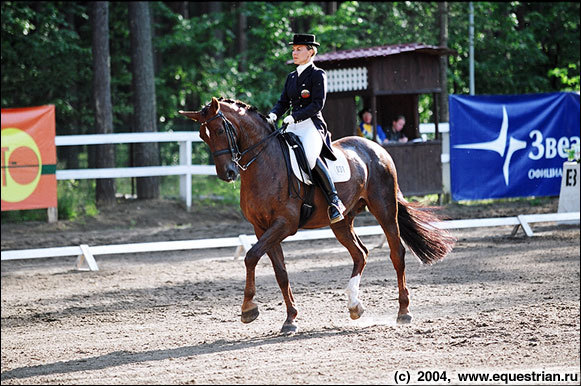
top-left (366, 196), bottom-right (412, 324)
top-left (330, 212), bottom-right (368, 320)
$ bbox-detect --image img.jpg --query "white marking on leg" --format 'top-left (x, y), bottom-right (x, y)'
top-left (345, 274), bottom-right (361, 309)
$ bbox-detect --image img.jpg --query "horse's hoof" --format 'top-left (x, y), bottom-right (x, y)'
top-left (280, 322), bottom-right (298, 335)
top-left (349, 302), bottom-right (365, 320)
top-left (396, 313), bottom-right (412, 324)
top-left (241, 306), bottom-right (259, 324)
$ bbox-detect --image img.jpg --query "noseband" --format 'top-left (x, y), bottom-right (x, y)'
top-left (201, 111), bottom-right (280, 171)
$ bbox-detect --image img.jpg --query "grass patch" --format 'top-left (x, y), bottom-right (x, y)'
top-left (453, 196), bottom-right (557, 207)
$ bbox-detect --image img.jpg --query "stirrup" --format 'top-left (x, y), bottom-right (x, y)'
top-left (329, 208), bottom-right (344, 224)
top-left (328, 198), bottom-right (346, 224)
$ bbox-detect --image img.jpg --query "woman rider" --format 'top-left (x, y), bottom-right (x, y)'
top-left (267, 33), bottom-right (346, 224)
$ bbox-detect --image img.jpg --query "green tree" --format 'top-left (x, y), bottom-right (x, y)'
top-left (1, 1), bottom-right (93, 159)
top-left (447, 2), bottom-right (580, 95)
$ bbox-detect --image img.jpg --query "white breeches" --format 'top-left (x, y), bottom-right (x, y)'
top-left (286, 118), bottom-right (323, 169)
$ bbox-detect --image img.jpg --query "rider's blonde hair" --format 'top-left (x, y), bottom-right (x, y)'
top-left (306, 45), bottom-right (318, 57)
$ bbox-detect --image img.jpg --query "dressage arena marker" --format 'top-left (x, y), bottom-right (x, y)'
top-left (1, 212), bottom-right (579, 271)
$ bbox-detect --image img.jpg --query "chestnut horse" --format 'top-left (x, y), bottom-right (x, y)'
top-left (179, 97), bottom-right (455, 334)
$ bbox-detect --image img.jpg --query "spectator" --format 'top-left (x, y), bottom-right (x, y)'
top-left (386, 115), bottom-right (408, 143)
top-left (357, 109), bottom-right (388, 144)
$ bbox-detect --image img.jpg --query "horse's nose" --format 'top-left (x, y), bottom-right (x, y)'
top-left (226, 165), bottom-right (238, 181)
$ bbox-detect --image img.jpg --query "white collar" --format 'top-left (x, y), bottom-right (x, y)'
top-left (296, 59), bottom-right (314, 76)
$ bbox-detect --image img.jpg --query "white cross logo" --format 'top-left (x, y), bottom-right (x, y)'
top-left (454, 105), bottom-right (527, 186)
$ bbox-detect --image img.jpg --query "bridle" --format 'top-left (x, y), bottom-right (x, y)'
top-left (200, 111), bottom-right (281, 171)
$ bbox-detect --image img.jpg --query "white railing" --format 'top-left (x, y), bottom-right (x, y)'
top-left (54, 126), bottom-right (451, 211)
top-left (55, 131), bottom-right (214, 209)
top-left (2, 211), bottom-right (578, 271)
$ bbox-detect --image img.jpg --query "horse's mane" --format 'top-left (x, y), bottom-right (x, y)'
top-left (202, 97), bottom-right (269, 125)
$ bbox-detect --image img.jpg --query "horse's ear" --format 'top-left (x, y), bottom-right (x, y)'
top-left (209, 97), bottom-right (221, 115)
top-left (178, 110), bottom-right (202, 122)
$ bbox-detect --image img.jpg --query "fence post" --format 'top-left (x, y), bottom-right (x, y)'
top-left (47, 207), bottom-right (58, 223)
top-left (179, 139), bottom-right (192, 210)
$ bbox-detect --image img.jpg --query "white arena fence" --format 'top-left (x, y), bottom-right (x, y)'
top-left (53, 124), bottom-right (448, 210)
top-left (5, 128), bottom-right (575, 271)
top-left (2, 212), bottom-right (578, 271)
top-left (55, 131), bottom-right (215, 210)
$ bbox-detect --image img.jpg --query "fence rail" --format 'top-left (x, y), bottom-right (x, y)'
top-left (55, 125), bottom-right (449, 207)
top-left (56, 131), bottom-right (213, 209)
top-left (2, 211), bottom-right (578, 271)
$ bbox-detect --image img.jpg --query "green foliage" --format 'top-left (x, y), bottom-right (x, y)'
top-left (191, 175), bottom-right (241, 206)
top-left (3, 1), bottom-right (579, 121)
top-left (549, 64), bottom-right (580, 91)
top-left (447, 2), bottom-right (580, 95)
top-left (57, 180), bottom-right (98, 220)
top-left (1, 208), bottom-right (47, 222)
top-left (1, 1), bottom-right (94, 134)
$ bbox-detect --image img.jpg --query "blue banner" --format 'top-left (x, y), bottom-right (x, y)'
top-left (450, 92), bottom-right (580, 200)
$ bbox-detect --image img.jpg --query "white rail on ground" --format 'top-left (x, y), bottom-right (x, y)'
top-left (1, 212), bottom-right (578, 271)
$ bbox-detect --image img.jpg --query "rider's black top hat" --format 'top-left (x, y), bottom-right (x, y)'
top-left (288, 33), bottom-right (320, 47)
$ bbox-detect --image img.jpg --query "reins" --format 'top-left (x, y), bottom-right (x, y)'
top-left (201, 111), bottom-right (281, 171)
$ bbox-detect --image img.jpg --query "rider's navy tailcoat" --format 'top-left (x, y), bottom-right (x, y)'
top-left (270, 64), bottom-right (336, 161)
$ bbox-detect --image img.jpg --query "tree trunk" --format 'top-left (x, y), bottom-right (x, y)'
top-left (129, 2), bottom-right (160, 199)
top-left (324, 2), bottom-right (337, 15)
top-left (208, 2), bottom-right (223, 61)
top-left (90, 1), bottom-right (116, 206)
top-left (61, 9), bottom-right (80, 170)
top-left (438, 1), bottom-right (450, 122)
top-left (237, 3), bottom-right (247, 72)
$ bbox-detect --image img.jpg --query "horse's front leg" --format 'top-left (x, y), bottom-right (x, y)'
top-left (267, 243), bottom-right (298, 334)
top-left (241, 218), bottom-right (292, 326)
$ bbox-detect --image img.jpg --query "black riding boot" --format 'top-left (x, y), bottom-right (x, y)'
top-left (312, 158), bottom-right (346, 224)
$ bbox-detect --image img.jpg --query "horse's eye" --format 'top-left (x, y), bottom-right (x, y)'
top-left (217, 128), bottom-right (225, 135)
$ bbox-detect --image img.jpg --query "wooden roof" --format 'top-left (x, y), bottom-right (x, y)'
top-left (312, 43), bottom-right (455, 64)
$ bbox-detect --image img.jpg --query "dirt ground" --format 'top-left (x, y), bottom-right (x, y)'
top-left (1, 197), bottom-right (580, 385)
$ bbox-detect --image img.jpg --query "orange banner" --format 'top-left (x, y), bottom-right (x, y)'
top-left (1, 105), bottom-right (57, 211)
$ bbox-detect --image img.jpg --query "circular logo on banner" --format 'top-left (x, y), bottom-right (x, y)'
top-left (1, 128), bottom-right (42, 202)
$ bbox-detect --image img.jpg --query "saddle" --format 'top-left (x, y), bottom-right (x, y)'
top-left (277, 131), bottom-right (316, 228)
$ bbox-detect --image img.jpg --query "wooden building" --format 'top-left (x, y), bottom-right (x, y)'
top-left (312, 43), bottom-right (455, 196)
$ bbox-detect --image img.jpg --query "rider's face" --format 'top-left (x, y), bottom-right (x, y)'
top-left (292, 45), bottom-right (312, 65)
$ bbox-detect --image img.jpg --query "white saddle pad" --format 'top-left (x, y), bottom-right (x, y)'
top-left (288, 144), bottom-right (351, 185)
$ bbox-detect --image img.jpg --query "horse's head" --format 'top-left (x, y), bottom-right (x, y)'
top-left (179, 97), bottom-right (240, 182)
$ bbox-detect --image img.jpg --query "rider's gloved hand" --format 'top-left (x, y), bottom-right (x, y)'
top-left (283, 115), bottom-right (295, 125)
top-left (267, 113), bottom-right (277, 125)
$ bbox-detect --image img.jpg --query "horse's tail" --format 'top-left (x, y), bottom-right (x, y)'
top-left (397, 195), bottom-right (456, 265)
